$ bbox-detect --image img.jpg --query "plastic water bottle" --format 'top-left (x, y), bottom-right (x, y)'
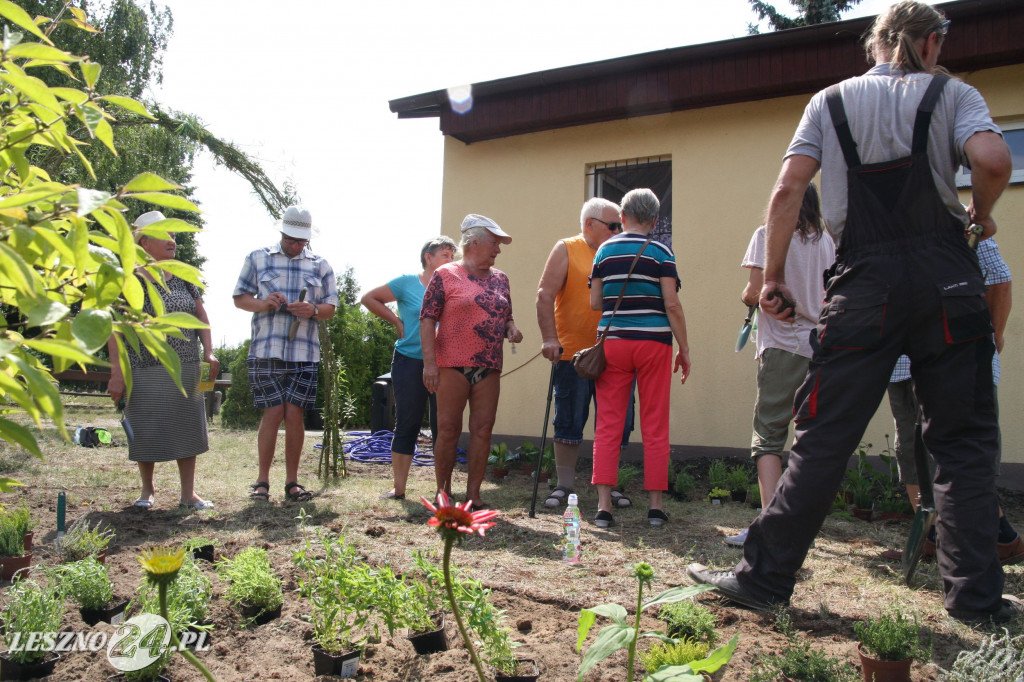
top-left (563, 493), bottom-right (582, 565)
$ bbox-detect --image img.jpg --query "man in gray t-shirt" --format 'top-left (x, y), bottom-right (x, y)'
top-left (689, 1), bottom-right (1015, 623)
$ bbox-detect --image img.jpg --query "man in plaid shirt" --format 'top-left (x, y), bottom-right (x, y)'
top-left (233, 206), bottom-right (338, 502)
top-left (885, 235), bottom-right (1017, 562)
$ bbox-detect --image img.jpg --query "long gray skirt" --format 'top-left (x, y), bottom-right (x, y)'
top-left (125, 362), bottom-right (209, 463)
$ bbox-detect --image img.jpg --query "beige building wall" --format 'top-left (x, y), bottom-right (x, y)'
top-left (437, 63), bottom-right (1024, 468)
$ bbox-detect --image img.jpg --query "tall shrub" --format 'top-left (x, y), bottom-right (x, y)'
top-left (221, 340), bottom-right (260, 429)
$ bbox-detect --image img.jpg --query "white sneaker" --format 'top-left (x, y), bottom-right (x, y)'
top-left (724, 528), bottom-right (748, 547)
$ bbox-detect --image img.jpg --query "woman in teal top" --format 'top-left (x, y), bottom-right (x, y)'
top-left (361, 236), bottom-right (457, 499)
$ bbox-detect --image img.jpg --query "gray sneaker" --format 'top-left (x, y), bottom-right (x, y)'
top-left (724, 528), bottom-right (748, 547)
top-left (686, 563), bottom-right (776, 611)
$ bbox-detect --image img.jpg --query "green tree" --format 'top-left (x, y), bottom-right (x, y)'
top-left (220, 341), bottom-right (261, 429)
top-left (747, 0), bottom-right (864, 33)
top-left (14, 0), bottom-right (288, 271)
top-left (0, 2), bottom-right (203, 484)
top-left (321, 268), bottom-right (397, 427)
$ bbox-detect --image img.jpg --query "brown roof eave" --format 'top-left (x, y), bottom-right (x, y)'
top-left (390, 0), bottom-right (1024, 143)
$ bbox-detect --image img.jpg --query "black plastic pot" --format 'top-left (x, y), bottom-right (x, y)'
top-left (730, 489), bottom-right (747, 503)
top-left (239, 602), bottom-right (282, 625)
top-left (190, 543), bottom-right (215, 562)
top-left (495, 658), bottom-right (541, 682)
top-left (407, 613), bottom-right (448, 654)
top-left (0, 651), bottom-right (60, 681)
top-left (80, 597), bottom-right (129, 626)
top-left (311, 644), bottom-right (360, 678)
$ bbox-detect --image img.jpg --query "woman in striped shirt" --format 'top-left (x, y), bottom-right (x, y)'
top-left (589, 189), bottom-right (691, 528)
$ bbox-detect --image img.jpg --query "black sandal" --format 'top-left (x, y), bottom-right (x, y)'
top-left (284, 481), bottom-right (314, 503)
top-left (249, 481), bottom-right (270, 502)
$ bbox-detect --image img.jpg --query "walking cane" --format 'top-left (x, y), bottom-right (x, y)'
top-left (529, 361), bottom-right (558, 518)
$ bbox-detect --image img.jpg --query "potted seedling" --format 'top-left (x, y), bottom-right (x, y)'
top-left (844, 468), bottom-right (876, 521)
top-left (726, 466), bottom-right (751, 503)
top-left (577, 563), bottom-right (738, 681)
top-left (54, 557), bottom-right (128, 625)
top-left (747, 483), bottom-right (762, 509)
top-left (182, 536), bottom-right (218, 563)
top-left (707, 488), bottom-right (730, 505)
top-left (0, 507), bottom-right (33, 582)
top-left (518, 440), bottom-right (540, 474)
top-left (293, 529), bottom-right (369, 676)
top-left (59, 516), bottom-right (115, 563)
top-left (491, 442), bottom-right (510, 481)
top-left (854, 607), bottom-right (928, 682)
top-left (404, 554), bottom-right (449, 655)
top-left (463, 574), bottom-right (536, 681)
top-left (216, 547), bottom-right (284, 625)
top-left (672, 466), bottom-right (696, 501)
top-left (878, 494), bottom-right (915, 521)
top-left (0, 578), bottom-right (64, 679)
top-left (537, 444), bottom-right (556, 483)
top-left (132, 552), bottom-right (213, 646)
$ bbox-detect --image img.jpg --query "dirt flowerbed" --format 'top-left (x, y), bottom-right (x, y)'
top-left (0, 402), bottom-right (1021, 681)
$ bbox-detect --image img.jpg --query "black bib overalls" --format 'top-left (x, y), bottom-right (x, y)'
top-left (736, 75), bottom-right (1002, 613)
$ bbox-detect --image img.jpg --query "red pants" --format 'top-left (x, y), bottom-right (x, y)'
top-left (592, 339), bottom-right (672, 490)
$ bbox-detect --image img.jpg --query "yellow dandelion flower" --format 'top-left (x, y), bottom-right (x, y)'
top-left (138, 547), bottom-right (185, 586)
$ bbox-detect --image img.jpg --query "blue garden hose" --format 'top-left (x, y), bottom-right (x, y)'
top-left (314, 430), bottom-right (467, 465)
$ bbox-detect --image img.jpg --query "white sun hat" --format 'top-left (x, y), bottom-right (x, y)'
top-left (278, 205), bottom-right (315, 240)
top-left (460, 213), bottom-right (511, 244)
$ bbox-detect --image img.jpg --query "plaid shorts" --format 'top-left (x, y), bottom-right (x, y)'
top-left (247, 358), bottom-right (319, 409)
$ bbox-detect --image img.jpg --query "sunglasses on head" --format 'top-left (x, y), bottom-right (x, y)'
top-left (592, 217), bottom-right (623, 232)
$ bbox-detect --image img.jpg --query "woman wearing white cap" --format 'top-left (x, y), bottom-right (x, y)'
top-left (107, 211), bottom-right (218, 511)
top-left (420, 214), bottom-right (523, 510)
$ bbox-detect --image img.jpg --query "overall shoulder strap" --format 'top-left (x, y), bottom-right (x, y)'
top-left (911, 74), bottom-right (950, 155)
top-left (825, 84), bottom-right (861, 167)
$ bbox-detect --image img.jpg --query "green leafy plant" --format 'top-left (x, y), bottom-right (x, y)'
top-left (617, 465), bottom-right (641, 491)
top-left (707, 460), bottom-right (729, 490)
top-left (461, 571), bottom-right (519, 675)
top-left (539, 444), bottom-right (556, 474)
top-left (750, 637), bottom-right (859, 682)
top-left (293, 529), bottom-right (381, 653)
top-left (878, 494), bottom-right (914, 515)
top-left (137, 548), bottom-right (216, 681)
top-left (132, 552), bottom-right (212, 634)
top-left (854, 607), bottom-right (929, 662)
top-left (518, 440), bottom-right (540, 466)
top-left (726, 466), bottom-right (751, 493)
top-left (0, 506), bottom-right (32, 557)
top-left (407, 551), bottom-right (449, 632)
top-left (640, 638), bottom-right (709, 675)
top-left (658, 599), bottom-right (718, 645)
top-left (53, 556), bottom-right (113, 610)
top-left (59, 516), bottom-right (115, 562)
top-left (489, 442), bottom-right (509, 468)
top-left (1, 578), bottom-right (64, 664)
top-left (939, 628), bottom-right (1024, 681)
top-left (216, 547), bottom-right (283, 618)
top-left (707, 487), bottom-right (730, 501)
top-left (672, 466), bottom-right (696, 499)
top-left (748, 483), bottom-right (761, 505)
top-left (576, 562), bottom-right (737, 682)
top-left (0, 5), bottom-right (204, 490)
top-left (843, 467), bottom-right (875, 509)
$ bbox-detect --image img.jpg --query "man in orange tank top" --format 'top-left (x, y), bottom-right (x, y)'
top-left (536, 198), bottom-right (623, 508)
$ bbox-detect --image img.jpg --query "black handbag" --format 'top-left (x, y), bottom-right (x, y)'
top-left (572, 234), bottom-right (654, 380)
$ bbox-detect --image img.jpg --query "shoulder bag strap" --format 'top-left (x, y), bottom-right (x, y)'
top-left (596, 233), bottom-right (656, 343)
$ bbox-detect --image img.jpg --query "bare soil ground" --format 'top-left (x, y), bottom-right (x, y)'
top-left (2, 400), bottom-right (1021, 681)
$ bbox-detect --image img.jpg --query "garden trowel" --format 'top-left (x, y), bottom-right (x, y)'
top-left (903, 421), bottom-right (936, 585)
top-left (734, 305), bottom-right (757, 352)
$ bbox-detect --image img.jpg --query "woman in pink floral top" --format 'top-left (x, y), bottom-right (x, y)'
top-left (421, 215), bottom-right (523, 510)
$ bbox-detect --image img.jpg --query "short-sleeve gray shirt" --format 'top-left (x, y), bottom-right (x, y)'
top-left (786, 64), bottom-right (1000, 243)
